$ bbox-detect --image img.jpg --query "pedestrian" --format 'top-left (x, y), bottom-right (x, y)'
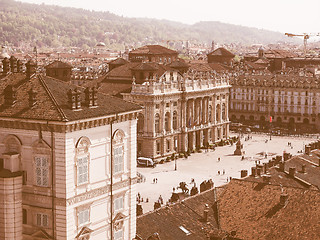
top-left (223, 169), bottom-right (225, 175)
top-left (218, 157), bottom-right (221, 162)
top-left (156, 178), bottom-right (158, 183)
top-left (218, 171), bottom-right (220, 175)
top-left (173, 187), bottom-right (175, 192)
top-left (138, 192), bottom-right (141, 201)
top-left (146, 198), bottom-right (149, 203)
top-left (159, 195), bottom-right (163, 204)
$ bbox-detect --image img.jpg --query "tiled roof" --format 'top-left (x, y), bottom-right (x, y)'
top-left (208, 48), bottom-right (235, 57)
top-left (218, 179), bottom-right (320, 240)
top-left (0, 73), bottom-right (141, 122)
top-left (45, 60), bottom-right (72, 69)
top-left (130, 45), bottom-right (178, 55)
top-left (136, 189), bottom-right (219, 240)
top-left (167, 60), bottom-right (190, 68)
top-left (108, 58), bottom-right (128, 65)
top-left (189, 63), bottom-right (229, 72)
top-left (264, 49), bottom-right (298, 59)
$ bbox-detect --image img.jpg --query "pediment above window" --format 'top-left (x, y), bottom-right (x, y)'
top-left (112, 212), bottom-right (126, 231)
top-left (31, 229), bottom-right (52, 239)
top-left (113, 129), bottom-right (125, 144)
top-left (76, 137), bottom-right (91, 154)
top-left (76, 226), bottom-right (93, 239)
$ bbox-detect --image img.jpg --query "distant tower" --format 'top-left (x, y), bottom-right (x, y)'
top-left (211, 41), bottom-right (215, 51)
top-left (258, 47), bottom-right (265, 58)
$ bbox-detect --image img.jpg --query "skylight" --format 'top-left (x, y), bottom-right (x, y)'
top-left (179, 226), bottom-right (191, 235)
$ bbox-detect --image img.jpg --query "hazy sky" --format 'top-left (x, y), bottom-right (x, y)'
top-left (18, 0), bottom-right (320, 36)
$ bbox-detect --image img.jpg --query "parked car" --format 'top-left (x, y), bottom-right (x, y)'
top-left (137, 157), bottom-right (155, 167)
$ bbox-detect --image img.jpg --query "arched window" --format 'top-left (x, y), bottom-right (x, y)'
top-left (33, 139), bottom-right (51, 187)
top-left (137, 113), bottom-right (144, 133)
top-left (155, 113), bottom-right (160, 133)
top-left (172, 111), bottom-right (178, 130)
top-left (216, 104), bottom-right (221, 122)
top-left (75, 137), bottom-right (91, 186)
top-left (222, 103), bottom-right (226, 121)
top-left (165, 112), bottom-right (170, 132)
top-left (113, 130), bottom-right (125, 174)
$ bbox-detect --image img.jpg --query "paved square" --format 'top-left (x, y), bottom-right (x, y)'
top-left (136, 133), bottom-right (316, 213)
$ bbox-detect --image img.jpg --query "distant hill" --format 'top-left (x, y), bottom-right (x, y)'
top-left (0, 0), bottom-right (290, 50)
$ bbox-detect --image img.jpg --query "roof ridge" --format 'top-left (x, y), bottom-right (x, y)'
top-left (38, 75), bottom-right (68, 121)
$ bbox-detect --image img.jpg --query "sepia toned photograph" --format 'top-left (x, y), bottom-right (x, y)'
top-left (0, 0), bottom-right (319, 239)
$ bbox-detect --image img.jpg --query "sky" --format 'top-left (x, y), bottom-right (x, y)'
top-left (17, 0), bottom-right (320, 36)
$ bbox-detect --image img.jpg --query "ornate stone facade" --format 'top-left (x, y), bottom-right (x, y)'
top-left (230, 70), bottom-right (320, 132)
top-left (123, 68), bottom-right (231, 159)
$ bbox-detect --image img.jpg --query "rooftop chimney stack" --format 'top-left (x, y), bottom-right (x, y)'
top-left (251, 167), bottom-right (256, 177)
top-left (279, 161), bottom-right (285, 172)
top-left (289, 167), bottom-right (296, 177)
top-left (85, 87), bottom-right (98, 107)
top-left (9, 55), bottom-right (17, 73)
top-left (305, 145), bottom-right (311, 155)
top-left (279, 193), bottom-right (289, 207)
top-left (26, 60), bottom-right (36, 79)
top-left (17, 59), bottom-right (23, 73)
top-left (2, 57), bottom-right (10, 75)
top-left (67, 89), bottom-right (81, 110)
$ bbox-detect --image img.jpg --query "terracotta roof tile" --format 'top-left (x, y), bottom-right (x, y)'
top-left (130, 45), bottom-right (178, 55)
top-left (218, 179), bottom-right (320, 240)
top-left (0, 73), bottom-right (141, 122)
top-left (208, 48), bottom-right (235, 57)
top-left (45, 60), bottom-right (72, 69)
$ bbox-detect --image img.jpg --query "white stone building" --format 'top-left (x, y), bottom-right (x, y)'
top-left (0, 59), bottom-right (141, 239)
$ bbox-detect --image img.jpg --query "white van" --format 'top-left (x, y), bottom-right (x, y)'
top-left (137, 157), bottom-right (155, 167)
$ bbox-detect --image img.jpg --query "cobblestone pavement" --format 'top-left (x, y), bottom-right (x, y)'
top-left (136, 133), bottom-right (317, 213)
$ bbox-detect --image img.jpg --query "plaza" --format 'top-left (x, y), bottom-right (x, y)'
top-left (136, 133), bottom-right (316, 213)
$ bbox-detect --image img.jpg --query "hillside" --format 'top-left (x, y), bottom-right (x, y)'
top-left (0, 0), bottom-right (290, 50)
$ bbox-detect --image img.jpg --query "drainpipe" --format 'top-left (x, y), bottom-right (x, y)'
top-left (110, 114), bottom-right (118, 240)
top-left (47, 123), bottom-right (55, 239)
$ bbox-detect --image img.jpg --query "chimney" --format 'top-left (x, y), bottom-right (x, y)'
top-left (263, 163), bottom-right (268, 174)
top-left (305, 145), bottom-right (311, 155)
top-left (256, 167), bottom-right (262, 176)
top-left (279, 161), bottom-right (285, 172)
top-left (9, 55), bottom-right (17, 73)
top-left (4, 85), bottom-right (16, 106)
top-left (289, 167), bottom-right (296, 177)
top-left (203, 204), bottom-right (209, 222)
top-left (275, 155), bottom-right (282, 164)
top-left (2, 57), bottom-right (10, 75)
top-left (283, 152), bottom-right (291, 161)
top-left (17, 60), bottom-right (23, 73)
top-left (301, 164), bottom-right (306, 173)
top-left (84, 87), bottom-right (98, 107)
top-left (26, 60), bottom-right (36, 79)
top-left (251, 167), bottom-right (256, 177)
top-left (67, 89), bottom-right (81, 110)
top-left (28, 88), bottom-right (37, 107)
top-left (279, 193), bottom-right (289, 207)
top-left (241, 170), bottom-right (248, 178)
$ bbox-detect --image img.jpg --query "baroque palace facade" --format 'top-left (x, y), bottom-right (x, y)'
top-left (92, 45), bottom-right (231, 160)
top-left (0, 57), bottom-right (141, 239)
top-left (230, 69), bottom-right (320, 132)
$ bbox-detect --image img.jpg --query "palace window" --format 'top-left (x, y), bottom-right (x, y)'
top-left (137, 113), bottom-right (144, 133)
top-left (35, 156), bottom-right (49, 187)
top-left (155, 114), bottom-right (160, 133)
top-left (36, 213), bottom-right (48, 227)
top-left (113, 130), bottom-right (125, 174)
top-left (114, 229), bottom-right (123, 240)
top-left (75, 137), bottom-right (91, 186)
top-left (166, 139), bottom-right (171, 152)
top-left (173, 111), bottom-right (178, 130)
top-left (113, 145), bottom-right (124, 174)
top-left (78, 208), bottom-right (90, 226)
top-left (156, 141), bottom-right (161, 154)
top-left (165, 112), bottom-right (170, 132)
top-left (114, 196), bottom-right (124, 212)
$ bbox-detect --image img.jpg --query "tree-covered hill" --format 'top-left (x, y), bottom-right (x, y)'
top-left (0, 0), bottom-right (290, 50)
